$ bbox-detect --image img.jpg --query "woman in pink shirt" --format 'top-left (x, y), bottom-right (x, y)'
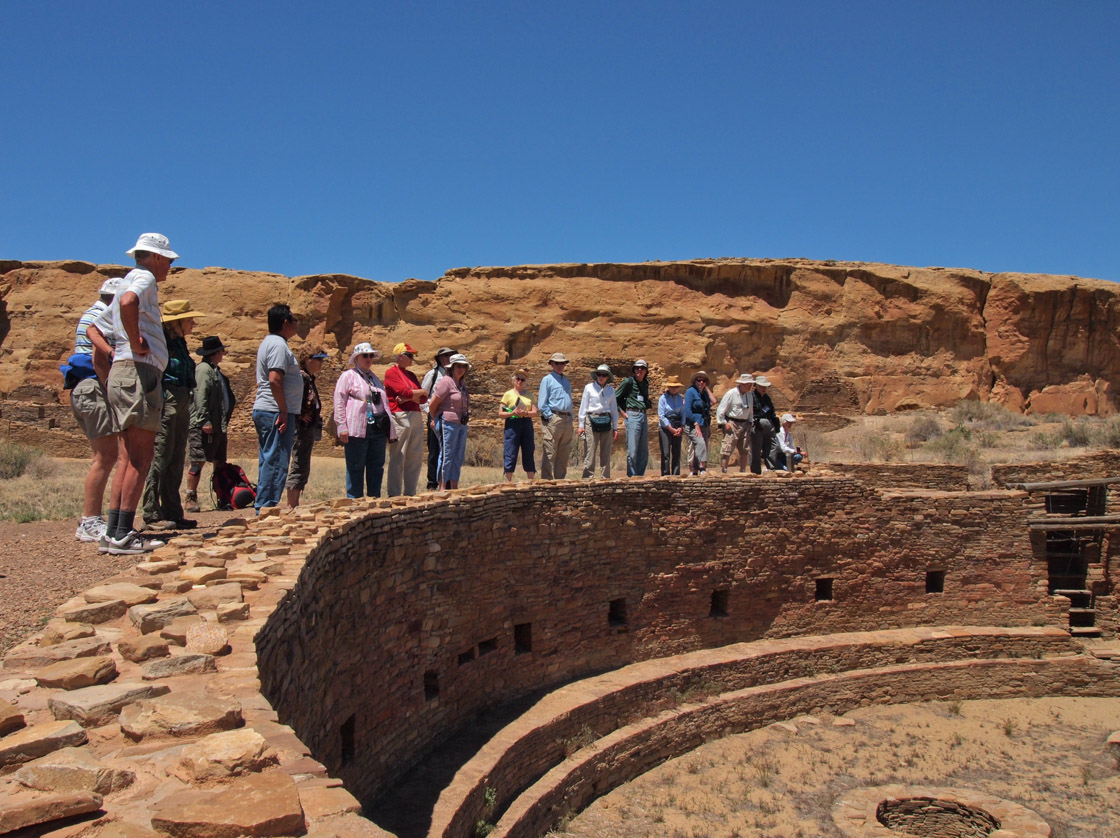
top-left (333, 343), bottom-right (396, 497)
top-left (427, 354), bottom-right (471, 490)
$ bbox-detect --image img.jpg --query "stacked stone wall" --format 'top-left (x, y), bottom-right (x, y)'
top-left (815, 463), bottom-right (969, 490)
top-left (255, 476), bottom-right (1061, 806)
top-left (992, 451), bottom-right (1120, 486)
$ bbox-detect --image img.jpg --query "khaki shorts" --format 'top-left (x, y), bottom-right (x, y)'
top-left (70, 376), bottom-right (115, 440)
top-left (189, 425), bottom-right (228, 467)
top-left (107, 360), bottom-right (163, 434)
top-left (720, 419), bottom-right (752, 458)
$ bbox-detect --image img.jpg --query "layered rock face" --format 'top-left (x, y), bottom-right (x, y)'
top-left (1, 257), bottom-right (1117, 451)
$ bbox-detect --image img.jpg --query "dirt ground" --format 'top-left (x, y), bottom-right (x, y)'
top-left (0, 509), bottom-right (251, 655)
top-left (554, 696), bottom-right (1120, 838)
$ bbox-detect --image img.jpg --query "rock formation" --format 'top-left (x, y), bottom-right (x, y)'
top-left (2, 257), bottom-right (1118, 453)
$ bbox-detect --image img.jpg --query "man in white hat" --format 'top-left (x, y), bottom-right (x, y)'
top-left (538, 352), bottom-right (574, 479)
top-left (717, 373), bottom-right (755, 473)
top-left (69, 277), bottom-right (123, 543)
top-left (86, 233), bottom-right (178, 554)
top-left (777, 413), bottom-right (805, 472)
top-left (421, 346), bottom-right (456, 491)
top-left (751, 374), bottom-right (780, 473)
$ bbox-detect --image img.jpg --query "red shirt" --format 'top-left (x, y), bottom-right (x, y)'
top-left (384, 364), bottom-right (426, 412)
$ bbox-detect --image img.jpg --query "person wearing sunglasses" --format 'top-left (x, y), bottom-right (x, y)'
top-left (384, 342), bottom-right (428, 496)
top-left (498, 369), bottom-right (537, 482)
top-left (333, 343), bottom-right (396, 498)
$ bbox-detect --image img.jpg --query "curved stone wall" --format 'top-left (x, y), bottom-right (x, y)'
top-left (254, 474), bottom-right (1102, 808)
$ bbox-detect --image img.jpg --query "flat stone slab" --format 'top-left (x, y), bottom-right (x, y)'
top-left (55, 597), bottom-right (128, 625)
top-left (49, 682), bottom-right (172, 728)
top-left (160, 616), bottom-right (205, 646)
top-left (40, 620), bottom-right (96, 646)
top-left (129, 598), bottom-right (198, 634)
top-left (216, 602), bottom-right (250, 623)
top-left (119, 635), bottom-right (172, 663)
top-left (136, 560), bottom-right (180, 575)
top-left (298, 785), bottom-right (362, 819)
top-left (0, 700), bottom-right (26, 735)
top-left (120, 692), bottom-right (244, 741)
top-left (0, 789), bottom-right (103, 833)
top-left (173, 728), bottom-right (277, 782)
top-left (187, 582), bottom-right (244, 611)
top-left (186, 624), bottom-right (230, 656)
top-left (0, 720), bottom-right (88, 767)
top-left (15, 745), bottom-right (135, 794)
top-left (36, 655), bottom-right (119, 690)
top-left (141, 653), bottom-right (217, 680)
top-left (3, 635), bottom-right (112, 669)
top-left (84, 583), bottom-right (159, 607)
top-left (150, 769), bottom-right (304, 838)
top-left (180, 566), bottom-right (227, 585)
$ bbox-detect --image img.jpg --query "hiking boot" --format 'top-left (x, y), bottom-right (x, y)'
top-left (173, 518), bottom-right (197, 530)
top-left (99, 530), bottom-right (165, 555)
top-left (184, 490), bottom-right (200, 513)
top-left (75, 516), bottom-right (107, 543)
top-left (146, 520), bottom-right (178, 531)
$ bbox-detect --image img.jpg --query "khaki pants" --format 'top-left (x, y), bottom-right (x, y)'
top-left (581, 428), bottom-right (613, 479)
top-left (141, 385), bottom-right (190, 523)
top-left (541, 415), bottom-right (573, 480)
top-left (387, 410), bottom-right (425, 496)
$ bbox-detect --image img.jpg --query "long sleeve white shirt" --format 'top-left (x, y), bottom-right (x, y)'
top-left (578, 382), bottom-right (618, 430)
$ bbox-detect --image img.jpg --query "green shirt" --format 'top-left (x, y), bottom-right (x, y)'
top-left (615, 375), bottom-right (650, 412)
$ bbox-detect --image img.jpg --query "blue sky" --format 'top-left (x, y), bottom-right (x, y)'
top-left (3, 1), bottom-right (1117, 282)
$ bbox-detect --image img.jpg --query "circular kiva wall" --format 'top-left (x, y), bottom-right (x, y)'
top-left (255, 475), bottom-right (1084, 811)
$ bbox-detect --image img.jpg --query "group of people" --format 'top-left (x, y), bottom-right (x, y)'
top-left (67, 233), bottom-right (804, 553)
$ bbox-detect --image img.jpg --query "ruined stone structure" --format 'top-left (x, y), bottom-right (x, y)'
top-left (1, 457), bottom-right (1119, 836)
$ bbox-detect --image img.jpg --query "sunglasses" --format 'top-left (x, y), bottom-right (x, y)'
top-left (360, 353), bottom-right (376, 359)
top-left (515, 377), bottom-right (527, 382)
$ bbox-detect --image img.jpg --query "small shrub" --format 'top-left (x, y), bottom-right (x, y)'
top-left (906, 414), bottom-right (943, 445)
top-left (1001, 717), bottom-right (1018, 737)
top-left (1059, 419), bottom-right (1093, 447)
top-left (1029, 430), bottom-right (1060, 449)
top-left (849, 432), bottom-right (904, 462)
top-left (924, 428), bottom-right (977, 465)
top-left (0, 441), bottom-right (41, 479)
top-left (947, 700), bottom-right (962, 717)
top-left (1093, 416), bottom-right (1120, 449)
top-left (950, 400), bottom-right (1033, 430)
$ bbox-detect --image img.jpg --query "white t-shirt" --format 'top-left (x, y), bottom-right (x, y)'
top-left (90, 268), bottom-right (167, 370)
top-left (253, 333), bottom-right (302, 414)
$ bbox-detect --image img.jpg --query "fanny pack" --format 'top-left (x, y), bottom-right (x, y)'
top-left (589, 414), bottom-right (612, 432)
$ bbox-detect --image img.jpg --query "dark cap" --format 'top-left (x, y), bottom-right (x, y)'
top-left (196, 336), bottom-right (227, 357)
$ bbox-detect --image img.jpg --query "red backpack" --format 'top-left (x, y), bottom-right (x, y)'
top-left (211, 463), bottom-right (256, 510)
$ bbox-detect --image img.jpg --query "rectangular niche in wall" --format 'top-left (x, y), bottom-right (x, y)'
top-left (815, 578), bottom-right (834, 602)
top-left (457, 648), bottom-right (476, 666)
top-left (608, 597), bottom-right (628, 628)
top-left (424, 670), bottom-right (439, 701)
top-left (478, 637), bottom-right (498, 656)
top-left (926, 570), bottom-right (946, 594)
top-left (709, 589), bottom-right (730, 618)
top-left (514, 622), bottom-right (532, 655)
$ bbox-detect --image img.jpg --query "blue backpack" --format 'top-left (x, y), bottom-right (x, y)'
top-left (60, 354), bottom-right (97, 389)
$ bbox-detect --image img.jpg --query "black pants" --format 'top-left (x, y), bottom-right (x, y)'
top-left (658, 425), bottom-right (682, 475)
top-left (751, 422), bottom-right (780, 473)
top-left (426, 421), bottom-right (441, 489)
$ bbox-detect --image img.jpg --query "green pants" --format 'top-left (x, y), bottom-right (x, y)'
top-left (142, 386), bottom-right (191, 523)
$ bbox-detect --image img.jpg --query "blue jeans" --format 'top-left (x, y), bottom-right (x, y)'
top-left (503, 418), bottom-right (535, 474)
top-left (624, 410), bottom-right (649, 477)
top-left (438, 419), bottom-right (468, 484)
top-left (252, 410), bottom-right (296, 511)
top-left (344, 432), bottom-right (387, 497)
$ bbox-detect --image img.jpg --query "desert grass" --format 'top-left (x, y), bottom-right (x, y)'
top-left (552, 697), bottom-right (1120, 838)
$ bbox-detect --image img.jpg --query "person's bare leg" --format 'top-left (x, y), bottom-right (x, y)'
top-left (83, 435), bottom-right (118, 517)
top-left (120, 426), bottom-right (157, 512)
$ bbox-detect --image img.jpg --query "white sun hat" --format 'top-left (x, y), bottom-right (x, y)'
top-left (349, 342), bottom-right (382, 363)
top-left (126, 233), bottom-right (179, 261)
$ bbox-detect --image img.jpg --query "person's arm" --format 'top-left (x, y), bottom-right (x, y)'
top-left (333, 372), bottom-right (350, 442)
top-left (117, 290), bottom-right (148, 357)
top-left (716, 390), bottom-right (730, 426)
top-left (577, 384), bottom-right (589, 434)
top-left (538, 377), bottom-right (553, 420)
top-left (86, 324), bottom-right (113, 382)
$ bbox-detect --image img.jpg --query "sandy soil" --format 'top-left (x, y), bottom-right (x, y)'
top-left (0, 509), bottom-right (251, 656)
top-left (554, 696), bottom-right (1120, 838)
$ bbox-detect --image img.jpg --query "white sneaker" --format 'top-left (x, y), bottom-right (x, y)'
top-left (75, 516), bottom-right (107, 543)
top-left (98, 530), bottom-right (165, 555)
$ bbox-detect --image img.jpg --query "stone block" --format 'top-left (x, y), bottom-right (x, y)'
top-left (129, 598), bottom-right (198, 634)
top-left (119, 692), bottom-right (244, 741)
top-left (15, 746), bottom-right (135, 794)
top-left (298, 785), bottom-right (362, 819)
top-left (55, 597), bottom-right (128, 624)
top-left (216, 602), bottom-right (250, 623)
top-left (180, 566), bottom-right (227, 585)
top-left (0, 720), bottom-right (88, 767)
top-left (0, 700), bottom-right (26, 735)
top-left (4, 635), bottom-right (112, 670)
top-left (160, 616), bottom-right (205, 646)
top-left (141, 653), bottom-right (217, 680)
top-left (136, 560), bottom-right (181, 575)
top-left (118, 635), bottom-right (171, 663)
top-left (151, 769), bottom-right (304, 837)
top-left (84, 583), bottom-right (159, 607)
top-left (39, 620), bottom-right (96, 647)
top-left (48, 682), bottom-right (171, 728)
top-left (187, 582), bottom-right (244, 611)
top-left (0, 789), bottom-right (103, 833)
top-left (35, 655), bottom-right (118, 690)
top-left (186, 623), bottom-right (231, 656)
top-left (172, 728), bottom-right (277, 782)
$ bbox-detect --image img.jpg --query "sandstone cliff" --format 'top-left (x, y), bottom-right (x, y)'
top-left (1, 257), bottom-right (1117, 453)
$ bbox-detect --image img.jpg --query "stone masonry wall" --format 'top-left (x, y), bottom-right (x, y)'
top-left (254, 476), bottom-right (1061, 806)
top-left (991, 451), bottom-right (1120, 486)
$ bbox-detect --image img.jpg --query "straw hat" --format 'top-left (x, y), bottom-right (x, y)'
top-left (162, 300), bottom-right (205, 322)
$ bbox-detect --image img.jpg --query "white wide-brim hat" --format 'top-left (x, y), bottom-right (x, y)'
top-left (349, 342), bottom-right (382, 363)
top-left (754, 375), bottom-right (772, 387)
top-left (448, 353), bottom-right (472, 369)
top-left (782, 413), bottom-right (797, 424)
top-left (126, 233), bottom-right (179, 261)
top-left (736, 373), bottom-right (755, 385)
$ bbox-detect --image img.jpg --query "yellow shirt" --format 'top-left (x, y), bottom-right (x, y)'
top-left (501, 388), bottom-right (532, 414)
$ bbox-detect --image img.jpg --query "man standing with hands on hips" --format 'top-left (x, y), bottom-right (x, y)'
top-left (538, 352), bottom-right (574, 480)
top-left (251, 304), bottom-right (302, 512)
